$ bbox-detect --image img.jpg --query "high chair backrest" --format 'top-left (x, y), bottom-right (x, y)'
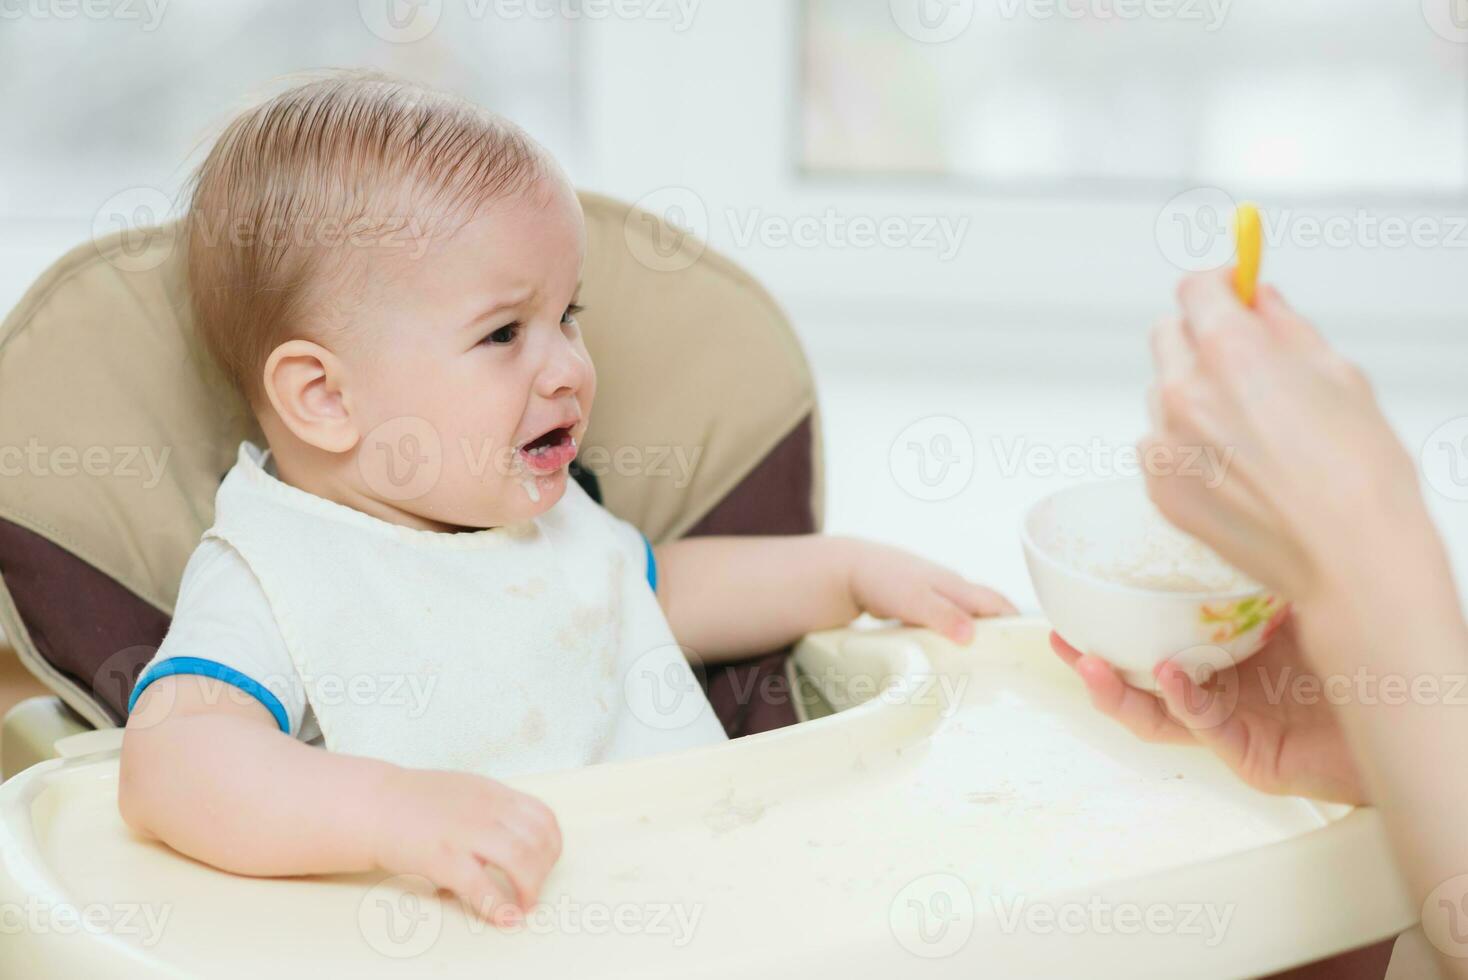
top-left (0, 192), bottom-right (822, 731)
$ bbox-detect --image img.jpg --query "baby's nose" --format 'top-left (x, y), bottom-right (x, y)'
top-left (537, 336), bottom-right (591, 396)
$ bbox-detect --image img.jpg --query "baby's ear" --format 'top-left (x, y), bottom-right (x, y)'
top-left (260, 339), bottom-right (360, 454)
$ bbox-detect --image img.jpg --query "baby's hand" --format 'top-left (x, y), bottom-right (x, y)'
top-left (370, 767), bottom-right (563, 926)
top-left (847, 542), bottom-right (1017, 645)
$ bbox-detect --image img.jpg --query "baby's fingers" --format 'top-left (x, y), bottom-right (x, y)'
top-left (470, 830), bottom-right (557, 917)
top-left (505, 794), bottom-right (564, 866)
top-left (478, 798), bottom-right (562, 908)
top-left (937, 576), bottom-right (1019, 618)
top-left (909, 589), bottom-right (977, 644)
top-left (443, 852), bottom-right (523, 927)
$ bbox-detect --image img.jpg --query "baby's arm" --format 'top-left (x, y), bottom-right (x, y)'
top-left (652, 535), bottom-right (1015, 663)
top-left (119, 676), bottom-right (559, 926)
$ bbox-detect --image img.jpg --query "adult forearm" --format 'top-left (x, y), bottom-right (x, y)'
top-left (1295, 524), bottom-right (1468, 977)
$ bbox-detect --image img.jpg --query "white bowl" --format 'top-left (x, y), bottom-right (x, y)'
top-left (1021, 479), bottom-right (1287, 689)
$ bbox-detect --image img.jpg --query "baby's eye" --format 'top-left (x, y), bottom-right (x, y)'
top-left (480, 323), bottom-right (520, 346)
top-left (562, 303), bottom-right (584, 326)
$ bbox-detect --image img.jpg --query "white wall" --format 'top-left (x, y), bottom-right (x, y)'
top-left (576, 0), bottom-right (1468, 383)
top-left (572, 2), bottom-right (1468, 601)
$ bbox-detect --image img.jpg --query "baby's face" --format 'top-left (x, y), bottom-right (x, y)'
top-left (345, 176), bottom-right (593, 529)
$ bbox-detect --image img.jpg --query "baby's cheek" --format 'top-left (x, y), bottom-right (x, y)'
top-left (440, 469), bottom-right (514, 527)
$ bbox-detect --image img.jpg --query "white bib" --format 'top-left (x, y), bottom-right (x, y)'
top-left (207, 442), bottom-right (727, 778)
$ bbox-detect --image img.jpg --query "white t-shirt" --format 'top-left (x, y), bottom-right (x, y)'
top-left (138, 536), bottom-right (327, 741)
top-left (128, 443), bottom-right (723, 778)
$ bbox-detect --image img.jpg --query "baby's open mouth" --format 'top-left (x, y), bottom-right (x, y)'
top-left (518, 425), bottom-right (578, 475)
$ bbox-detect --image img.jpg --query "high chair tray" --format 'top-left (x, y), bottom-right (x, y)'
top-left (0, 618), bottom-right (1414, 978)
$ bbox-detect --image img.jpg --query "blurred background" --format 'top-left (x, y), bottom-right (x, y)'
top-left (3, 0), bottom-right (1467, 640)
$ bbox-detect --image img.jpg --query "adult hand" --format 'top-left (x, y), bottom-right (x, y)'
top-left (1129, 269), bottom-right (1468, 979)
top-left (1051, 617), bottom-right (1365, 804)
top-left (1144, 269), bottom-right (1432, 609)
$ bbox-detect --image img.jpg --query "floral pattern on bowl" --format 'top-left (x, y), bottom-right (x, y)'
top-left (1200, 594), bottom-right (1290, 644)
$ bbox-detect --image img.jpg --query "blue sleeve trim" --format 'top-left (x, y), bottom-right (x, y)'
top-left (127, 657), bottom-right (290, 735)
top-left (643, 534), bottom-right (658, 593)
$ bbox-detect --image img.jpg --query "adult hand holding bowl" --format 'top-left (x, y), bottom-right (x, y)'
top-left (1022, 478), bottom-right (1289, 689)
top-left (1049, 621), bottom-right (1365, 805)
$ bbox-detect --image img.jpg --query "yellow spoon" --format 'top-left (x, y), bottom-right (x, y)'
top-left (1232, 202), bottom-right (1261, 306)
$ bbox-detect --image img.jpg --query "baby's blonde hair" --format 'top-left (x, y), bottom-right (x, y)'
top-left (183, 69), bottom-right (548, 403)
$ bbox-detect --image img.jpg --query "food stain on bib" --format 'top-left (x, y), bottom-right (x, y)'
top-left (520, 707), bottom-right (546, 745)
top-left (506, 577), bottom-right (548, 599)
top-left (556, 604), bottom-right (611, 651)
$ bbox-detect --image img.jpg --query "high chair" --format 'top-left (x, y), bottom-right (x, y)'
top-left (0, 195), bottom-right (1412, 978)
top-left (0, 191), bottom-right (825, 772)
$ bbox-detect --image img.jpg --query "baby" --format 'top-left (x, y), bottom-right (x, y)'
top-left (117, 70), bottom-right (1015, 927)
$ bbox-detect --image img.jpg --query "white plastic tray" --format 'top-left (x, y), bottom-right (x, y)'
top-left (0, 618), bottom-right (1416, 977)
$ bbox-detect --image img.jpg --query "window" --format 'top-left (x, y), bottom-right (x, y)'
top-left (0, 1), bottom-right (580, 219)
top-left (802, 1), bottom-right (1468, 196)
